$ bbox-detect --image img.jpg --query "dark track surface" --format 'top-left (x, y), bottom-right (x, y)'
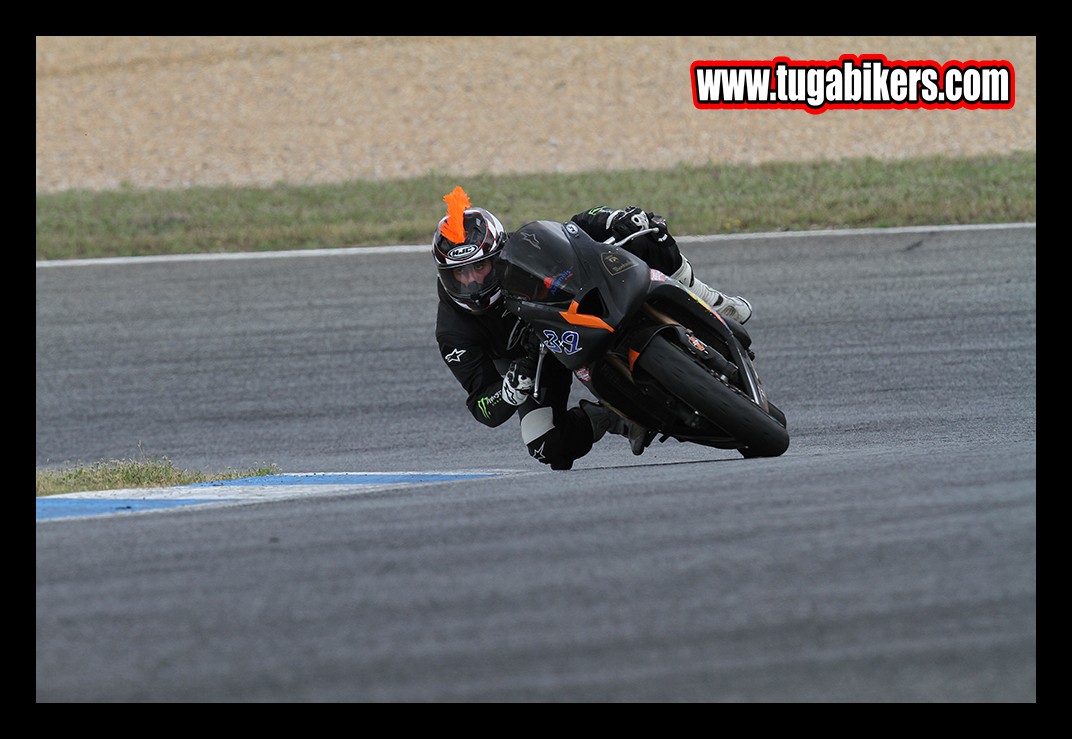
top-left (36, 225), bottom-right (1036, 702)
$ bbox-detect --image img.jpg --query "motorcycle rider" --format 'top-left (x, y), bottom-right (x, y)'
top-left (433, 186), bottom-right (753, 470)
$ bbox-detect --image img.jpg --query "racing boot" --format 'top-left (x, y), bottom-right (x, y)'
top-left (580, 399), bottom-right (655, 456)
top-left (671, 256), bottom-right (753, 324)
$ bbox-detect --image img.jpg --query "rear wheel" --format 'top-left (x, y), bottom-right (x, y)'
top-left (635, 334), bottom-right (789, 458)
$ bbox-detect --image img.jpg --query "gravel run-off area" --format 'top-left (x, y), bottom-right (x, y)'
top-left (36, 36), bottom-right (1035, 194)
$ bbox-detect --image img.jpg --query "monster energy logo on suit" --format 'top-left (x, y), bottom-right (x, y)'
top-left (477, 392), bottom-right (503, 419)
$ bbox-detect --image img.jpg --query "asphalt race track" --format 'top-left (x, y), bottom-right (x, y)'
top-left (36, 225), bottom-right (1036, 702)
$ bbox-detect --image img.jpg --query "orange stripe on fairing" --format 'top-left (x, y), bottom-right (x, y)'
top-left (559, 300), bottom-right (614, 332)
top-left (628, 348), bottom-right (640, 371)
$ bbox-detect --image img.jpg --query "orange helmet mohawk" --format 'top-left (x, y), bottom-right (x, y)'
top-left (440, 186), bottom-right (472, 245)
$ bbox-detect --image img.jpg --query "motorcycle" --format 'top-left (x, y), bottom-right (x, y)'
top-left (495, 220), bottom-right (789, 458)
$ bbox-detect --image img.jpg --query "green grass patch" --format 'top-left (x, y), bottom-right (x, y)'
top-left (36, 457), bottom-right (280, 497)
top-left (36, 152), bottom-right (1036, 261)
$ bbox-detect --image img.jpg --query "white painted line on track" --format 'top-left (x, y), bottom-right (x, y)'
top-left (36, 470), bottom-right (526, 522)
top-left (35, 223), bottom-right (1036, 268)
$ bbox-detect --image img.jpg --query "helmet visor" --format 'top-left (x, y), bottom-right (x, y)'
top-left (438, 254), bottom-right (501, 309)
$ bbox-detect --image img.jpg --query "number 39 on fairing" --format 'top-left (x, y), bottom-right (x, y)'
top-left (542, 329), bottom-right (582, 355)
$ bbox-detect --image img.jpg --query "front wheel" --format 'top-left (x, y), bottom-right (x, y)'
top-left (635, 334), bottom-right (789, 458)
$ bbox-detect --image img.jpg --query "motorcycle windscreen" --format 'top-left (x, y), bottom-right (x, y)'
top-left (496, 220), bottom-right (582, 304)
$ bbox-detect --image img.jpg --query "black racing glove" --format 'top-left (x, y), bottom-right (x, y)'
top-left (607, 206), bottom-right (650, 242)
top-left (647, 212), bottom-right (670, 243)
top-left (502, 353), bottom-right (538, 406)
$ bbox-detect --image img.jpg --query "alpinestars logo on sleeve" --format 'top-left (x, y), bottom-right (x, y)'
top-left (445, 348), bottom-right (466, 363)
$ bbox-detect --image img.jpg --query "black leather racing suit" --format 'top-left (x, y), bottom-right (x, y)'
top-left (434, 207), bottom-right (684, 469)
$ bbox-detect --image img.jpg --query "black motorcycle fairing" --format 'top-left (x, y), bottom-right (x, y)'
top-left (498, 220), bottom-right (652, 306)
top-left (497, 220), bottom-right (586, 305)
top-left (498, 220), bottom-right (653, 372)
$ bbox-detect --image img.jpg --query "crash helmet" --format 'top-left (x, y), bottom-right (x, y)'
top-left (433, 189), bottom-right (507, 314)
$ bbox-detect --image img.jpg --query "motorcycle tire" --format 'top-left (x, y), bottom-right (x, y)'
top-left (766, 400), bottom-right (788, 428)
top-left (636, 334), bottom-right (790, 458)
